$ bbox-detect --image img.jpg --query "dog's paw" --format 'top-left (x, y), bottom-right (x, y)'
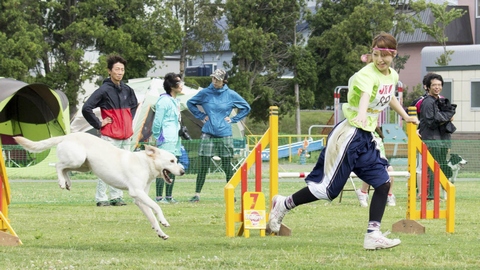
top-left (159, 234), bottom-right (169, 240)
top-left (160, 221), bottom-right (170, 227)
top-left (155, 229), bottom-right (169, 240)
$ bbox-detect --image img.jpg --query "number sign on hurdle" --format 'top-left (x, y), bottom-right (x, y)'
top-left (242, 192), bottom-right (266, 238)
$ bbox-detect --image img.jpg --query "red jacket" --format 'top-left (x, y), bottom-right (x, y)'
top-left (82, 78), bottom-right (138, 140)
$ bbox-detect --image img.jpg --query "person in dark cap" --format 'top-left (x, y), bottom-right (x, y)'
top-left (186, 69), bottom-right (251, 202)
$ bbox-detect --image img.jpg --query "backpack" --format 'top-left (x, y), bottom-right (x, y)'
top-left (411, 95), bottom-right (426, 114)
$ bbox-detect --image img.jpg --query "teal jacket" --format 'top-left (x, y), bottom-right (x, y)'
top-left (187, 83), bottom-right (250, 137)
top-left (152, 94), bottom-right (181, 156)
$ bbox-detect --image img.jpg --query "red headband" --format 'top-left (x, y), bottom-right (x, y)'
top-left (373, 47), bottom-right (396, 52)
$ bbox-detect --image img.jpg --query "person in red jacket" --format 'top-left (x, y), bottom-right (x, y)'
top-left (82, 54), bottom-right (138, 207)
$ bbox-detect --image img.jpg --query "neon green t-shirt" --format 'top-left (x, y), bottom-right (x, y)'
top-left (342, 63), bottom-right (399, 132)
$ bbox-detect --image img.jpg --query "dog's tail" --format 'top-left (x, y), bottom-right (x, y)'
top-left (14, 136), bottom-right (65, 153)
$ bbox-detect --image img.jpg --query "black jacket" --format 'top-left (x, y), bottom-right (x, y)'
top-left (418, 95), bottom-right (456, 146)
top-left (82, 78), bottom-right (138, 140)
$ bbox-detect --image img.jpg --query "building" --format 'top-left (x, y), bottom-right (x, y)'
top-left (398, 0), bottom-right (478, 91)
top-left (148, 1), bottom-right (479, 99)
top-left (421, 44), bottom-right (480, 134)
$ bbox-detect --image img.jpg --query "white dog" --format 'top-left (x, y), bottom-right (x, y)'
top-left (14, 132), bottom-right (185, 240)
top-left (447, 153), bottom-right (468, 183)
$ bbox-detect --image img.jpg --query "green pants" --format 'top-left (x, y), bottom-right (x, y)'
top-left (194, 156), bottom-right (233, 193)
top-left (156, 175), bottom-right (176, 197)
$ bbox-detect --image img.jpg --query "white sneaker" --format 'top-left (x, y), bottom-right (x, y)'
top-left (363, 230), bottom-right (401, 250)
top-left (387, 194), bottom-right (396, 206)
top-left (268, 195), bottom-right (289, 233)
top-left (356, 189), bottom-right (369, 207)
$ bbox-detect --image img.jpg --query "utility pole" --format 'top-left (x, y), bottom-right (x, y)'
top-left (294, 24), bottom-right (301, 138)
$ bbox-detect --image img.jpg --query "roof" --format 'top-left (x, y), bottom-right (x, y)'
top-left (170, 4), bottom-right (473, 55)
top-left (397, 6), bottom-right (472, 45)
top-left (421, 44), bottom-right (480, 67)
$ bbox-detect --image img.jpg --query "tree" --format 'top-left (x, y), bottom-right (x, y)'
top-left (1, 0), bottom-right (182, 115)
top-left (226, 0), bottom-right (314, 123)
top-left (411, 1), bottom-right (466, 66)
top-left (306, 0), bottom-right (396, 109)
top-left (389, 0), bottom-right (426, 74)
top-left (0, 0), bottom-right (45, 82)
top-left (92, 1), bottom-right (182, 79)
top-left (403, 82), bottom-right (425, 107)
top-left (164, 0), bottom-right (225, 78)
top-left (290, 45), bottom-right (317, 135)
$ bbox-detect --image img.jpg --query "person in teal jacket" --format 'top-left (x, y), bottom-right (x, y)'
top-left (187, 69), bottom-right (251, 202)
top-left (152, 73), bottom-right (183, 203)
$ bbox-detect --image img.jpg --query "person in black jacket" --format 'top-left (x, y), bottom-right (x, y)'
top-left (82, 55), bottom-right (138, 207)
top-left (418, 73), bottom-right (456, 199)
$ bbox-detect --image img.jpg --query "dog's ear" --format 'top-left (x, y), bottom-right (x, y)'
top-left (450, 154), bottom-right (461, 165)
top-left (144, 145), bottom-right (157, 157)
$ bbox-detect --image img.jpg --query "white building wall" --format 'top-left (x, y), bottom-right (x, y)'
top-left (187, 51), bottom-right (234, 71)
top-left (436, 68), bottom-right (480, 132)
top-left (147, 59), bottom-right (181, 77)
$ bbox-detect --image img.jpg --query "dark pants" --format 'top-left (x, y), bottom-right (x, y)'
top-left (156, 155), bottom-right (180, 198)
top-left (194, 156), bottom-right (233, 193)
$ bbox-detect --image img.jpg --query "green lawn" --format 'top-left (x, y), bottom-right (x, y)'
top-left (1, 177), bottom-right (480, 269)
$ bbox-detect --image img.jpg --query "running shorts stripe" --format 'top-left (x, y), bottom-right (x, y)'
top-left (305, 120), bottom-right (390, 200)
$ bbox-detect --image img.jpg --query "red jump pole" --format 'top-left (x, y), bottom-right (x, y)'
top-left (434, 162), bottom-right (440, 218)
top-left (255, 144), bottom-right (262, 192)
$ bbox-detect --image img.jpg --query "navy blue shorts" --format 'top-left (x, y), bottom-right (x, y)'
top-left (305, 120), bottom-right (390, 200)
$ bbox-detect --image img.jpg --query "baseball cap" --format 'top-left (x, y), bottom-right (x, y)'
top-left (210, 69), bottom-right (226, 81)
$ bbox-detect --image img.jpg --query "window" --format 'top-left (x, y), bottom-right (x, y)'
top-left (471, 80), bottom-right (480, 109)
top-left (477, 0), bottom-right (480, 18)
top-left (442, 80), bottom-right (452, 101)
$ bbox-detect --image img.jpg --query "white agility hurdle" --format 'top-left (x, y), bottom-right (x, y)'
top-left (278, 171), bottom-right (410, 203)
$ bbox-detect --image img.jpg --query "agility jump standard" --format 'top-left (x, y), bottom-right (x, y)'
top-left (401, 106), bottom-right (455, 233)
top-left (0, 150), bottom-right (22, 246)
top-left (224, 106), bottom-right (280, 238)
top-left (224, 106), bottom-right (455, 237)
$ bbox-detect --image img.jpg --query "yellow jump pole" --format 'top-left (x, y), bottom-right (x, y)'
top-left (406, 106), bottom-right (419, 220)
top-left (0, 147), bottom-right (22, 245)
top-left (397, 106), bottom-right (455, 234)
top-left (268, 106), bottom-right (279, 202)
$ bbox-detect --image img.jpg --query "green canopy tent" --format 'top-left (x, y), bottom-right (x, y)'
top-left (0, 78), bottom-right (69, 178)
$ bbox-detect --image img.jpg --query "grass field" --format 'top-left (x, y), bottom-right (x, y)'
top-left (1, 175), bottom-right (480, 269)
